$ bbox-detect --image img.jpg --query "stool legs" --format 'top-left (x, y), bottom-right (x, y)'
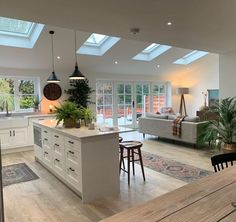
top-left (138, 148), bottom-right (146, 181)
top-left (119, 147), bottom-right (124, 175)
top-left (127, 148), bottom-right (130, 186)
top-left (132, 149), bottom-right (135, 176)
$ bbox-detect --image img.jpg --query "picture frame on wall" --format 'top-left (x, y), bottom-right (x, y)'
top-left (207, 89), bottom-right (219, 108)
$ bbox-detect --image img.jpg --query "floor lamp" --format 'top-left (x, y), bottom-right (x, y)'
top-left (177, 87), bottom-right (189, 116)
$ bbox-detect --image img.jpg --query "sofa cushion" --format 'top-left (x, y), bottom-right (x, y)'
top-left (146, 112), bottom-right (168, 119)
top-left (184, 116), bottom-right (200, 122)
top-left (167, 114), bottom-right (180, 120)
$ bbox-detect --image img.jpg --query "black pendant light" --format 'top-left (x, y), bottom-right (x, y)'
top-left (47, 30), bottom-right (60, 83)
top-left (69, 30), bottom-right (85, 80)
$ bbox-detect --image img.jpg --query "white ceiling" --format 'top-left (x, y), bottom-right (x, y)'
top-left (0, 0), bottom-right (224, 75)
top-left (0, 0), bottom-right (235, 53)
top-left (0, 25), bottom-right (214, 76)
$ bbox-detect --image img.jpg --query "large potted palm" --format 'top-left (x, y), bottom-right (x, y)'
top-left (54, 101), bottom-right (81, 128)
top-left (198, 97), bottom-right (236, 153)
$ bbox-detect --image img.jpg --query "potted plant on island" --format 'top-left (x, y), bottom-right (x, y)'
top-left (79, 107), bottom-right (95, 127)
top-left (197, 97), bottom-right (236, 153)
top-left (54, 101), bottom-right (81, 128)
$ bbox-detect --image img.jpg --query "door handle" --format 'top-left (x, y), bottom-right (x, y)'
top-left (10, 130), bottom-right (11, 137)
top-left (132, 101), bottom-right (135, 108)
top-left (13, 130), bottom-right (15, 136)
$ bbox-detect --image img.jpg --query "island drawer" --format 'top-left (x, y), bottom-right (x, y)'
top-left (42, 148), bottom-right (52, 167)
top-left (65, 137), bottom-right (81, 150)
top-left (53, 152), bottom-right (65, 177)
top-left (66, 160), bottom-right (81, 190)
top-left (52, 133), bottom-right (64, 145)
top-left (66, 147), bottom-right (81, 165)
top-left (42, 128), bottom-right (51, 139)
top-left (53, 142), bottom-right (64, 156)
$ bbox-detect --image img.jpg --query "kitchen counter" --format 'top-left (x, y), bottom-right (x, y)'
top-left (34, 119), bottom-right (119, 140)
top-left (33, 120), bottom-right (120, 203)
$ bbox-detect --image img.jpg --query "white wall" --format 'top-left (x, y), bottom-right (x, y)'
top-left (158, 54), bottom-right (219, 116)
top-left (219, 51), bottom-right (236, 98)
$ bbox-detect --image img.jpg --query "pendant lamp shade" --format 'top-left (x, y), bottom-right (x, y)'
top-left (47, 30), bottom-right (60, 83)
top-left (69, 31), bottom-right (85, 80)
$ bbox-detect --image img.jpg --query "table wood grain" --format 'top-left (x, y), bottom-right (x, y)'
top-left (100, 166), bottom-right (236, 222)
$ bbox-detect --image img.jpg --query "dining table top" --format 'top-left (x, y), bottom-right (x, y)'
top-left (100, 166), bottom-right (236, 222)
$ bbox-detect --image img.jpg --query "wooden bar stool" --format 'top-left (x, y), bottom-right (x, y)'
top-left (119, 141), bottom-right (145, 185)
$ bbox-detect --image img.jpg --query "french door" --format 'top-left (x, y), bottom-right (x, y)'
top-left (96, 80), bottom-right (169, 128)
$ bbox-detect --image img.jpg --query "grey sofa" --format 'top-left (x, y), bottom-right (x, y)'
top-left (138, 114), bottom-right (205, 144)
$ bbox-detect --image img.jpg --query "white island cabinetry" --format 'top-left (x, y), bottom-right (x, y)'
top-left (33, 120), bottom-right (120, 203)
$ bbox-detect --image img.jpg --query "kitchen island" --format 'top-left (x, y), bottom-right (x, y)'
top-left (33, 119), bottom-right (120, 203)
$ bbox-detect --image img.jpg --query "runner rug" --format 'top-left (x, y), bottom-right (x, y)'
top-left (2, 163), bottom-right (39, 186)
top-left (138, 151), bottom-right (213, 182)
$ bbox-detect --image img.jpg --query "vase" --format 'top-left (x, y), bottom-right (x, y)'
top-left (63, 118), bottom-right (76, 128)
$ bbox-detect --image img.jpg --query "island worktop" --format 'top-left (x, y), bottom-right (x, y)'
top-left (33, 120), bottom-right (120, 203)
top-left (33, 119), bottom-right (120, 140)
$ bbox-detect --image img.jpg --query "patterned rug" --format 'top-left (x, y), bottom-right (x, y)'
top-left (138, 151), bottom-right (213, 182)
top-left (2, 163), bottom-right (39, 186)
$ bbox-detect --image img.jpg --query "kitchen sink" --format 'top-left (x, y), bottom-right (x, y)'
top-left (0, 116), bottom-right (28, 129)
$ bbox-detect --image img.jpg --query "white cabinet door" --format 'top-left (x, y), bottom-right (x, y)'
top-left (0, 128), bottom-right (27, 149)
top-left (12, 128), bottom-right (28, 148)
top-left (0, 129), bottom-right (11, 149)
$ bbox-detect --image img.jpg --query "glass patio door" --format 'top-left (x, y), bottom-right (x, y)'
top-left (134, 83), bottom-right (150, 127)
top-left (116, 82), bottom-right (134, 127)
top-left (96, 81), bottom-right (113, 126)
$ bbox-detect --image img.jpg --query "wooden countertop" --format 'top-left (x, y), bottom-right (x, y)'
top-left (101, 166), bottom-right (236, 222)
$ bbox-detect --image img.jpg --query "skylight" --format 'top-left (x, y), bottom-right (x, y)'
top-left (78, 33), bottom-right (120, 56)
top-left (132, 43), bottom-right (172, 61)
top-left (84, 33), bottom-right (109, 47)
top-left (173, 50), bottom-right (209, 65)
top-left (142, 43), bottom-right (159, 53)
top-left (0, 17), bottom-right (34, 37)
top-left (0, 16), bottom-right (44, 48)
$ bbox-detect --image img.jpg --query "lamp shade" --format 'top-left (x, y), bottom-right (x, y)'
top-left (177, 87), bottom-right (189, 95)
top-left (69, 64), bottom-right (85, 80)
top-left (47, 71), bottom-right (60, 83)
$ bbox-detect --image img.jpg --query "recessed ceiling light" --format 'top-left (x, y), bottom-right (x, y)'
top-left (115, 61), bottom-right (118, 64)
top-left (157, 65), bottom-right (160, 68)
top-left (167, 22), bottom-right (172, 26)
top-left (57, 56), bottom-right (61, 59)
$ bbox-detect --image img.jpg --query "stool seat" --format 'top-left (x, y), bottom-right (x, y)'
top-left (119, 140), bottom-right (145, 185)
top-left (119, 141), bottom-right (142, 149)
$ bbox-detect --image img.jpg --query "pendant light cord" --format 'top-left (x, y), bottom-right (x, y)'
top-left (50, 31), bottom-right (55, 72)
top-left (74, 31), bottom-right (78, 66)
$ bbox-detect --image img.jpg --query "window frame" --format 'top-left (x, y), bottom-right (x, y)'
top-left (0, 75), bottom-right (40, 113)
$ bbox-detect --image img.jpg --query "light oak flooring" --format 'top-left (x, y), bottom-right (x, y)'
top-left (1, 131), bottom-right (219, 222)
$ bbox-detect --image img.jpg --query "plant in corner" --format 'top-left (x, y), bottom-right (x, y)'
top-left (65, 79), bottom-right (94, 108)
top-left (54, 101), bottom-right (81, 128)
top-left (197, 97), bottom-right (236, 153)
